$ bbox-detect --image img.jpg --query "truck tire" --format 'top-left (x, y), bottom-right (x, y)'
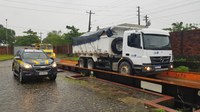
top-left (79, 58), bottom-right (85, 68)
top-left (87, 59), bottom-right (94, 69)
top-left (111, 38), bottom-right (123, 54)
top-left (119, 61), bottom-right (132, 75)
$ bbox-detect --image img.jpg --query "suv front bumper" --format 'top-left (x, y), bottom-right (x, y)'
top-left (21, 66), bottom-right (57, 77)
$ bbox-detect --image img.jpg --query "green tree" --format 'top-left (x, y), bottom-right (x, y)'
top-left (0, 24), bottom-right (16, 45)
top-left (23, 29), bottom-right (37, 36)
top-left (15, 29), bottom-right (40, 46)
top-left (163, 22), bottom-right (198, 32)
top-left (43, 26), bottom-right (83, 46)
top-left (63, 25), bottom-right (83, 44)
top-left (43, 30), bottom-right (64, 46)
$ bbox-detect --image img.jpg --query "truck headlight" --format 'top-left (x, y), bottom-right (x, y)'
top-left (22, 63), bottom-right (32, 69)
top-left (52, 62), bottom-right (57, 68)
top-left (169, 64), bottom-right (173, 69)
top-left (144, 66), bottom-right (152, 71)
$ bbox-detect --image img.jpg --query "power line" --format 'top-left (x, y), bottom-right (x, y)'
top-left (1, 0), bottom-right (139, 13)
top-left (148, 0), bottom-right (200, 15)
top-left (0, 4), bottom-right (85, 15)
top-left (98, 15), bottom-right (137, 28)
top-left (145, 0), bottom-right (184, 13)
top-left (38, 0), bottom-right (106, 8)
top-left (152, 8), bottom-right (200, 20)
top-left (0, 0), bottom-right (137, 17)
top-left (1, 0), bottom-right (87, 11)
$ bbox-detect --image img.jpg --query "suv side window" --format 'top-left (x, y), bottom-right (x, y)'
top-left (16, 50), bottom-right (22, 57)
top-left (128, 34), bottom-right (141, 48)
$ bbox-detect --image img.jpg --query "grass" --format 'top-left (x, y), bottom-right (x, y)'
top-left (174, 66), bottom-right (189, 72)
top-left (0, 55), bottom-right (14, 61)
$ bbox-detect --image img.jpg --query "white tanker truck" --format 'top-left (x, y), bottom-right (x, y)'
top-left (73, 24), bottom-right (173, 75)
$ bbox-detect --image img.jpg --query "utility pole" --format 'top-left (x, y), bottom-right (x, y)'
top-left (144, 15), bottom-right (149, 26)
top-left (39, 32), bottom-right (43, 43)
top-left (5, 19), bottom-right (8, 54)
top-left (137, 6), bottom-right (140, 25)
top-left (86, 10), bottom-right (95, 32)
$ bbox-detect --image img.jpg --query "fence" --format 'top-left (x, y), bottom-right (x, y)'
top-left (170, 29), bottom-right (200, 56)
top-left (0, 46), bottom-right (13, 55)
top-left (53, 44), bottom-right (72, 54)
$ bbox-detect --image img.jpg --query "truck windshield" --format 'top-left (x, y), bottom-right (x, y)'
top-left (40, 45), bottom-right (46, 49)
top-left (39, 44), bottom-right (53, 49)
top-left (47, 45), bottom-right (53, 49)
top-left (143, 34), bottom-right (171, 50)
top-left (23, 52), bottom-right (48, 59)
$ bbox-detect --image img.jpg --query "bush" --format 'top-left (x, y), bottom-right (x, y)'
top-left (174, 66), bottom-right (189, 72)
top-left (174, 55), bottom-right (200, 62)
top-left (174, 58), bottom-right (186, 62)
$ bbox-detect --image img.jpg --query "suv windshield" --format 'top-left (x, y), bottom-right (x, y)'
top-left (143, 34), bottom-right (171, 50)
top-left (22, 52), bottom-right (48, 59)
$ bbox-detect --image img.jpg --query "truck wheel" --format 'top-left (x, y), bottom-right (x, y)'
top-left (119, 62), bottom-right (132, 74)
top-left (87, 59), bottom-right (94, 69)
top-left (79, 58), bottom-right (85, 68)
top-left (19, 69), bottom-right (25, 83)
top-left (111, 38), bottom-right (123, 54)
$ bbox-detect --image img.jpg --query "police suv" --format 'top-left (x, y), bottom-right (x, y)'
top-left (12, 49), bottom-right (57, 83)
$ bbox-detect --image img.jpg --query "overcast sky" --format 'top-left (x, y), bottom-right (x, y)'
top-left (0, 0), bottom-right (200, 38)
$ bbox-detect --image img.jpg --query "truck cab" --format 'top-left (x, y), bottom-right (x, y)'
top-left (120, 29), bottom-right (173, 74)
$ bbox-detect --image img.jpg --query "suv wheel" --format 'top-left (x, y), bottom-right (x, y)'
top-left (49, 74), bottom-right (57, 81)
top-left (19, 69), bottom-right (25, 83)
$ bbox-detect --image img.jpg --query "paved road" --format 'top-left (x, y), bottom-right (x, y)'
top-left (0, 60), bottom-right (157, 112)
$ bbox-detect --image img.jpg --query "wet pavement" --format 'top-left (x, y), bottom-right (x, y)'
top-left (0, 60), bottom-right (160, 112)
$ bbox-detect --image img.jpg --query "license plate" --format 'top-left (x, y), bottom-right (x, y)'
top-left (39, 72), bottom-right (48, 75)
top-left (155, 65), bottom-right (161, 69)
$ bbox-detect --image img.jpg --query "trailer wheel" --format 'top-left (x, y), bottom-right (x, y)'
top-left (111, 38), bottom-right (123, 54)
top-left (79, 58), bottom-right (85, 68)
top-left (87, 59), bottom-right (94, 69)
top-left (119, 61), bottom-right (132, 74)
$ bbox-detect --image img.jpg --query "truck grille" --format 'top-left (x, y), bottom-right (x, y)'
top-left (150, 56), bottom-right (170, 64)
